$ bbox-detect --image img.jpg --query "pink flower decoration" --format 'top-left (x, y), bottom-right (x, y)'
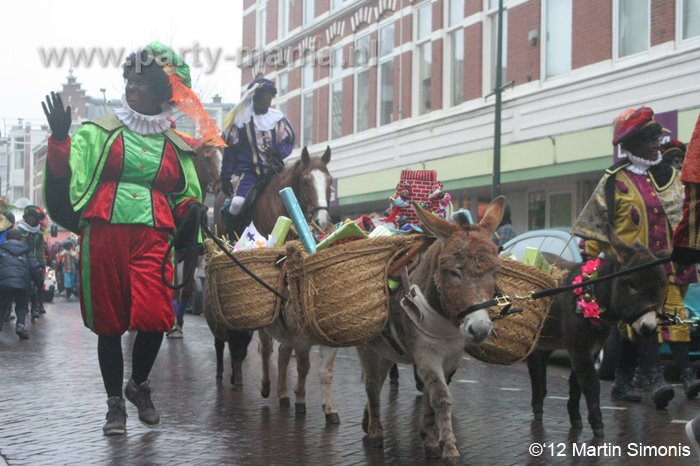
top-left (581, 300), bottom-right (600, 319)
top-left (572, 275), bottom-right (584, 295)
top-left (581, 260), bottom-right (599, 275)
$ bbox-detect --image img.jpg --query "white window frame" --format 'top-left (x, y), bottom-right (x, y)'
top-left (278, 70), bottom-right (289, 96)
top-left (413, 1), bottom-right (433, 117)
top-left (613, 0), bottom-right (650, 61)
top-left (279, 0), bottom-right (290, 39)
top-left (354, 31), bottom-right (372, 132)
top-left (444, 0), bottom-right (465, 107)
top-left (256, 0), bottom-right (267, 47)
top-left (331, 0), bottom-right (344, 11)
top-left (329, 46), bottom-right (344, 140)
top-left (304, 0), bottom-right (315, 25)
top-left (484, 0), bottom-right (508, 96)
top-left (677, 0), bottom-right (700, 44)
top-left (541, 0), bottom-right (572, 80)
top-left (377, 20), bottom-right (396, 126)
top-left (301, 57), bottom-right (315, 147)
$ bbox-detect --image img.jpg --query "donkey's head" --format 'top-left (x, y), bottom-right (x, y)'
top-left (294, 146), bottom-right (333, 232)
top-left (414, 196), bottom-right (505, 345)
top-left (605, 224), bottom-right (667, 337)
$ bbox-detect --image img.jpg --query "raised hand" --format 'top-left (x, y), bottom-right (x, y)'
top-left (41, 92), bottom-right (71, 141)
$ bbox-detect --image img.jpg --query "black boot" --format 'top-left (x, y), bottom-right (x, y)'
top-left (611, 369), bottom-right (642, 402)
top-left (648, 367), bottom-right (675, 409)
top-left (680, 367), bottom-right (700, 399)
top-left (224, 211), bottom-right (241, 242)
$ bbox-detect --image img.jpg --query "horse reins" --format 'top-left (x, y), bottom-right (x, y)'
top-left (161, 202), bottom-right (289, 303)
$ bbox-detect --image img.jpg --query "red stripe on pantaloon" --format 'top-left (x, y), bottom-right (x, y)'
top-left (80, 219), bottom-right (174, 336)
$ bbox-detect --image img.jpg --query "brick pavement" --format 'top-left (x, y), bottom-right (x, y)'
top-left (1, 298), bottom-right (699, 465)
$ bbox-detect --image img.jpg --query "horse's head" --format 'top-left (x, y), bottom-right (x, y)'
top-left (604, 224), bottom-right (667, 337)
top-left (414, 196), bottom-right (505, 345)
top-left (194, 144), bottom-right (223, 194)
top-left (294, 146), bottom-right (333, 232)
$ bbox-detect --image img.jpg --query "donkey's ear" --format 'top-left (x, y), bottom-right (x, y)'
top-left (605, 224), bottom-right (633, 262)
top-left (479, 196), bottom-right (505, 234)
top-left (321, 146), bottom-right (331, 165)
top-left (301, 147), bottom-right (310, 166)
top-left (413, 202), bottom-right (454, 241)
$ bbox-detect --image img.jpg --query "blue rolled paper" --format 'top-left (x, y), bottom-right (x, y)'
top-left (279, 187), bottom-right (317, 253)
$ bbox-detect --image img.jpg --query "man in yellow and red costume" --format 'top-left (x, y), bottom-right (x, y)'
top-left (572, 107), bottom-right (698, 409)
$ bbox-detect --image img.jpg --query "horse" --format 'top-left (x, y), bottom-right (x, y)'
top-left (205, 146), bottom-right (335, 394)
top-left (526, 224), bottom-right (667, 437)
top-left (356, 197), bottom-right (505, 465)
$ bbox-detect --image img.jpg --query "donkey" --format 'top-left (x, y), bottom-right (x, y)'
top-left (357, 197), bottom-right (505, 465)
top-left (527, 225), bottom-right (667, 437)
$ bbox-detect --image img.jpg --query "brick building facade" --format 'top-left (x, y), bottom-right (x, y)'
top-left (239, 0), bottom-right (700, 232)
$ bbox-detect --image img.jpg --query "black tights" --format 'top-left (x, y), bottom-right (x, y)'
top-left (97, 331), bottom-right (164, 398)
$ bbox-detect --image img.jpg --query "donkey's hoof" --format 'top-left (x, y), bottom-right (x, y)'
top-left (593, 427), bottom-right (605, 438)
top-left (369, 436), bottom-right (384, 448)
top-left (389, 380), bottom-right (399, 392)
top-left (261, 383), bottom-right (271, 398)
top-left (279, 397), bottom-right (290, 408)
top-left (231, 384), bottom-right (243, 391)
top-left (326, 413), bottom-right (340, 424)
top-left (424, 446), bottom-right (441, 458)
top-left (533, 412), bottom-right (543, 421)
top-left (570, 419), bottom-right (583, 429)
top-left (295, 403), bottom-right (306, 414)
top-left (443, 456), bottom-right (459, 466)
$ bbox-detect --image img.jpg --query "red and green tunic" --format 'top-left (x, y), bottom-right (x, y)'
top-left (44, 114), bottom-right (202, 336)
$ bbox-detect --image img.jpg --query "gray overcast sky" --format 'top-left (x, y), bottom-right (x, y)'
top-left (0, 0), bottom-right (243, 132)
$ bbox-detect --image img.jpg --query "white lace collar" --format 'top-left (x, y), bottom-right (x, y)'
top-left (17, 219), bottom-right (41, 234)
top-left (620, 148), bottom-right (663, 175)
top-left (235, 107), bottom-right (284, 131)
top-left (114, 95), bottom-right (172, 135)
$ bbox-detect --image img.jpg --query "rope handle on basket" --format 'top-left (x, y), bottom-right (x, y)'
top-left (457, 256), bottom-right (672, 320)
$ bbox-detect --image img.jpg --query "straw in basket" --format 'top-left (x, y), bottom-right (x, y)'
top-left (285, 235), bottom-right (423, 347)
top-left (464, 258), bottom-right (563, 365)
top-left (204, 239), bottom-right (286, 332)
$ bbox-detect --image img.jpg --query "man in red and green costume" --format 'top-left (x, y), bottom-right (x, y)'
top-left (42, 42), bottom-right (223, 435)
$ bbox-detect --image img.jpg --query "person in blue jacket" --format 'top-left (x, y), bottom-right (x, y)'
top-left (0, 228), bottom-right (44, 339)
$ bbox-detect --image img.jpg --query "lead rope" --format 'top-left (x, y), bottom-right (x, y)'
top-left (456, 256), bottom-right (672, 321)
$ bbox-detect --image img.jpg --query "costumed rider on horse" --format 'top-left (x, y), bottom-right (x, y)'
top-left (219, 78), bottom-right (295, 239)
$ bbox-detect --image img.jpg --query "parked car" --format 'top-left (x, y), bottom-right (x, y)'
top-left (501, 228), bottom-right (582, 264)
top-left (42, 266), bottom-right (57, 303)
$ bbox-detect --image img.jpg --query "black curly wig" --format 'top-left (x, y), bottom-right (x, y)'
top-left (122, 50), bottom-right (173, 104)
top-left (621, 122), bottom-right (662, 153)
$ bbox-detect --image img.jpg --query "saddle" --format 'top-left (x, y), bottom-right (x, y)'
top-left (232, 169), bottom-right (280, 235)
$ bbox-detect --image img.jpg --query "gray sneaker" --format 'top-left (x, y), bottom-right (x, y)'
top-left (103, 397), bottom-right (127, 436)
top-left (125, 379), bottom-right (161, 428)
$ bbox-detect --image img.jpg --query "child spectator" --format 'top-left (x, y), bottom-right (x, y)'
top-left (57, 240), bottom-right (79, 299)
top-left (0, 229), bottom-right (44, 339)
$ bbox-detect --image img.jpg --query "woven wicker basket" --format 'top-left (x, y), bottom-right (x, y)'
top-left (204, 239), bottom-right (286, 332)
top-left (285, 235), bottom-right (423, 347)
top-left (464, 258), bottom-right (562, 365)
